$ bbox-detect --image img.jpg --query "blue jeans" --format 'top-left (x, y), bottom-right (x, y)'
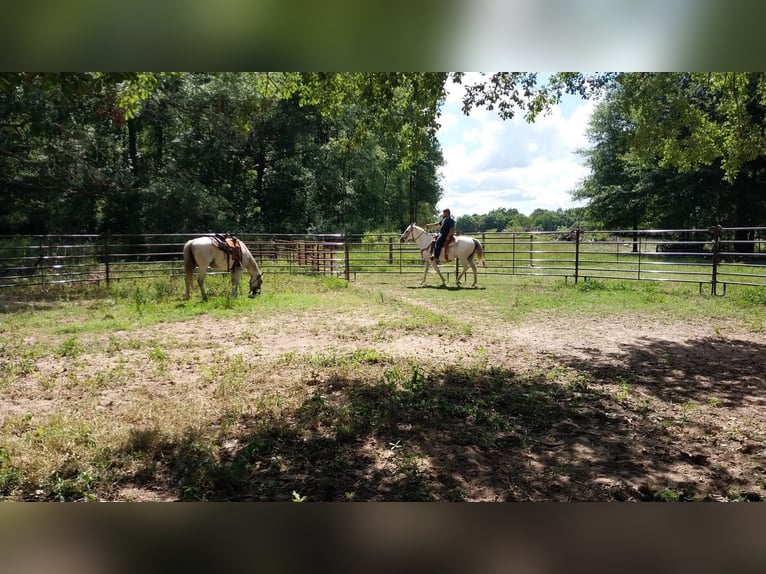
top-left (434, 235), bottom-right (446, 258)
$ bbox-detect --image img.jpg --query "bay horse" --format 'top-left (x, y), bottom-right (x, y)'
top-left (399, 223), bottom-right (485, 287)
top-left (183, 235), bottom-right (263, 301)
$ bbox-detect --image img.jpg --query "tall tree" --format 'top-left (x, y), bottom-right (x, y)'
top-left (576, 74), bottom-right (766, 236)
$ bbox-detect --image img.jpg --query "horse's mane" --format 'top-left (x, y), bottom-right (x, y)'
top-left (238, 239), bottom-right (261, 272)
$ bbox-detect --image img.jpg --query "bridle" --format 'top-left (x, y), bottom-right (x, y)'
top-left (406, 224), bottom-right (427, 242)
top-left (404, 224), bottom-right (434, 257)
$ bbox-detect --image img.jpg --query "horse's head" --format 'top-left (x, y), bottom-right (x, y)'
top-left (400, 223), bottom-right (414, 243)
top-left (248, 272), bottom-right (264, 297)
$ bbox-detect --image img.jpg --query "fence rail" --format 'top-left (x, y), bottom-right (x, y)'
top-left (1, 227), bottom-right (765, 295)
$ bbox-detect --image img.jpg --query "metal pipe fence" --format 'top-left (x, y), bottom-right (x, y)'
top-left (1, 227), bottom-right (765, 295)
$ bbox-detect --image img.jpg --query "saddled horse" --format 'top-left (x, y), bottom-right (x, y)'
top-left (399, 223), bottom-right (485, 287)
top-left (183, 235), bottom-right (263, 301)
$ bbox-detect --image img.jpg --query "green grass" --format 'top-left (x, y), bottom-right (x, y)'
top-left (371, 273), bottom-right (765, 328)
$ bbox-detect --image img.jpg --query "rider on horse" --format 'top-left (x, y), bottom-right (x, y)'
top-left (426, 208), bottom-right (455, 262)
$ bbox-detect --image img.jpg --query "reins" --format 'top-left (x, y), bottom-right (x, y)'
top-left (407, 226), bottom-right (433, 256)
top-left (409, 226), bottom-right (427, 242)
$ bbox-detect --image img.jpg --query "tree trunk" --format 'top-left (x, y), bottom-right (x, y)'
top-left (127, 118), bottom-right (138, 176)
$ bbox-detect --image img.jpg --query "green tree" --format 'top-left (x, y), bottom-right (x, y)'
top-left (576, 76), bottom-right (766, 234)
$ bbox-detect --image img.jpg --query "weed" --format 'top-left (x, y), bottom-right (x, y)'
top-left (402, 367), bottom-right (425, 393)
top-left (616, 381), bottom-right (631, 402)
top-left (276, 351), bottom-right (297, 365)
top-left (384, 366), bottom-right (405, 389)
top-left (351, 348), bottom-right (385, 364)
top-left (655, 488), bottom-right (679, 502)
top-left (7, 356), bottom-right (37, 378)
top-left (56, 336), bottom-right (83, 358)
top-left (734, 287), bottom-right (766, 307)
top-left (132, 286), bottom-right (147, 315)
top-left (576, 279), bottom-right (607, 292)
top-left (152, 279), bottom-right (175, 301)
top-left (0, 448), bottom-right (22, 496)
top-left (49, 468), bottom-right (98, 502)
top-left (148, 346), bottom-right (170, 374)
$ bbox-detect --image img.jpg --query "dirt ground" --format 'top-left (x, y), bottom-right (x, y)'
top-left (3, 286), bottom-right (765, 502)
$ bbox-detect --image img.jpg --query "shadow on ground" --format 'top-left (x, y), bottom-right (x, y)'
top-left (102, 351), bottom-right (762, 501)
top-left (556, 335), bottom-right (765, 409)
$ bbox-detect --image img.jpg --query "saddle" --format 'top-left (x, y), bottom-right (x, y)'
top-left (212, 233), bottom-right (242, 271)
top-left (429, 235), bottom-right (456, 262)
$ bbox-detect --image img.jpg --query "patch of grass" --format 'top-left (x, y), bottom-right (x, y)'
top-left (303, 348), bottom-right (392, 370)
top-left (148, 346), bottom-right (170, 374)
top-left (56, 336), bottom-right (83, 358)
top-left (0, 448), bottom-right (22, 496)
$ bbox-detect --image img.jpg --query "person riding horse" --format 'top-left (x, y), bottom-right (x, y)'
top-left (426, 208), bottom-right (455, 262)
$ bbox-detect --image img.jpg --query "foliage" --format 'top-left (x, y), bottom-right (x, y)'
top-left (616, 73), bottom-right (766, 182)
top-left (454, 72), bottom-right (614, 122)
top-left (6, 72), bottom-right (766, 236)
top-left (0, 72), bottom-right (445, 235)
top-left (576, 74), bottom-right (766, 229)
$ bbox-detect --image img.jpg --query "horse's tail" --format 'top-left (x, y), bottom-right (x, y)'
top-left (472, 238), bottom-right (486, 267)
top-left (183, 240), bottom-right (197, 275)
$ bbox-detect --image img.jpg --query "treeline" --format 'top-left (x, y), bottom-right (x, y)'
top-left (455, 207), bottom-right (584, 233)
top-left (0, 72), bottom-right (446, 235)
top-left (5, 73), bottom-right (766, 238)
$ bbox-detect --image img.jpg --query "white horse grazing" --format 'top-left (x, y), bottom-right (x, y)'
top-left (183, 235), bottom-right (263, 301)
top-left (399, 223), bottom-right (485, 287)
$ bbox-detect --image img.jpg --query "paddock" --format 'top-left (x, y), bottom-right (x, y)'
top-left (1, 273), bottom-right (763, 501)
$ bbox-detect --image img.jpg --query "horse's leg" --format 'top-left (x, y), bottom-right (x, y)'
top-left (230, 268), bottom-right (243, 297)
top-left (183, 244), bottom-right (194, 300)
top-left (420, 260), bottom-right (429, 285)
top-left (433, 259), bottom-right (446, 286)
top-left (184, 269), bottom-right (193, 300)
top-left (456, 258), bottom-right (467, 287)
top-left (468, 257), bottom-right (479, 287)
top-left (197, 267), bottom-right (208, 301)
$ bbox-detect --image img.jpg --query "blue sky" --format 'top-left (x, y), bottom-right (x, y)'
top-left (436, 75), bottom-right (597, 218)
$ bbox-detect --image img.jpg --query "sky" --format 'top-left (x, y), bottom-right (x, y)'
top-left (436, 75), bottom-right (598, 218)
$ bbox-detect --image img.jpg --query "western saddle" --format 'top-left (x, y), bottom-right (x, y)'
top-left (212, 233), bottom-right (242, 271)
top-left (429, 235), bottom-right (456, 262)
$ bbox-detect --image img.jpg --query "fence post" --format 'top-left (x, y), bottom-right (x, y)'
top-left (574, 228), bottom-right (581, 283)
top-left (344, 233), bottom-right (350, 281)
top-left (388, 237), bottom-right (393, 265)
top-left (103, 231), bottom-right (111, 285)
top-left (710, 224), bottom-right (722, 295)
top-left (39, 236), bottom-right (46, 285)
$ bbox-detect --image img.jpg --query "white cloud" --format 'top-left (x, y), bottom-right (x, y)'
top-left (437, 77), bottom-right (596, 217)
